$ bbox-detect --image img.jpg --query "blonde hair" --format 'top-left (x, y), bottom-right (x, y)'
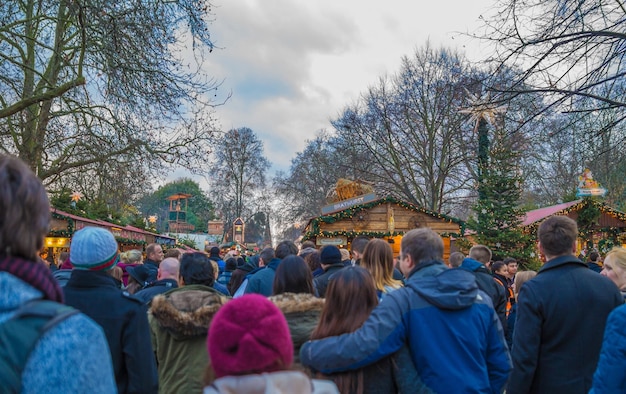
top-left (605, 247), bottom-right (626, 271)
top-left (361, 239), bottom-right (402, 292)
top-left (209, 259), bottom-right (219, 280)
top-left (513, 270), bottom-right (537, 297)
top-left (120, 249), bottom-right (143, 264)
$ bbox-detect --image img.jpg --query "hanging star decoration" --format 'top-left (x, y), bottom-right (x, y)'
top-left (148, 215), bottom-right (158, 224)
top-left (70, 191), bottom-right (83, 202)
top-left (459, 88), bottom-right (508, 132)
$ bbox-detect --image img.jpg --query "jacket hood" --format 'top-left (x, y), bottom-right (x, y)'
top-left (461, 257), bottom-right (488, 272)
top-left (150, 284), bottom-right (228, 338)
top-left (269, 292), bottom-right (324, 314)
top-left (203, 371), bottom-right (337, 394)
top-left (407, 268), bottom-right (478, 310)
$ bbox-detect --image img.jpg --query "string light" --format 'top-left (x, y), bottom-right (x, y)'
top-left (525, 198), bottom-right (626, 240)
top-left (302, 196), bottom-right (466, 241)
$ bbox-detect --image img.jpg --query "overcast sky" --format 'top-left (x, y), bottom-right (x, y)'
top-left (167, 0), bottom-right (496, 185)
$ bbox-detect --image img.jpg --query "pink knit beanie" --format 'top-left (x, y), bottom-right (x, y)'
top-left (207, 294), bottom-right (293, 378)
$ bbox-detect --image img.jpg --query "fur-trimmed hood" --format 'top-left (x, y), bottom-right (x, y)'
top-left (269, 292), bottom-right (324, 315)
top-left (150, 284), bottom-right (228, 338)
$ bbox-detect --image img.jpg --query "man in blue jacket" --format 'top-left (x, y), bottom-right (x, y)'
top-left (244, 241), bottom-right (298, 296)
top-left (507, 216), bottom-right (622, 394)
top-left (300, 228), bottom-right (511, 393)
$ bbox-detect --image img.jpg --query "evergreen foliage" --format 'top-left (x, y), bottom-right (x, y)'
top-left (467, 127), bottom-right (538, 267)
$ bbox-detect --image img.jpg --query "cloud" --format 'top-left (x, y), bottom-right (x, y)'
top-left (167, 0), bottom-right (494, 184)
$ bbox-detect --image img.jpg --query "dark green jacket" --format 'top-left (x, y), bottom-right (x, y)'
top-left (149, 285), bottom-right (228, 394)
top-left (269, 292), bottom-right (324, 366)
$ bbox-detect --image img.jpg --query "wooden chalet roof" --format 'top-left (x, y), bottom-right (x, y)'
top-left (50, 208), bottom-right (176, 242)
top-left (302, 196), bottom-right (465, 240)
top-left (522, 199), bottom-right (626, 229)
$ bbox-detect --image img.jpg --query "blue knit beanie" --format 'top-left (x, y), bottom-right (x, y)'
top-left (70, 227), bottom-right (119, 271)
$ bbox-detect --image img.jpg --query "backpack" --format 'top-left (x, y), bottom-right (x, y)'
top-left (0, 300), bottom-right (79, 394)
top-left (493, 276), bottom-right (514, 316)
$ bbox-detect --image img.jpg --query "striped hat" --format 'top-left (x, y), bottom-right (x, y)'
top-left (70, 227), bottom-right (119, 271)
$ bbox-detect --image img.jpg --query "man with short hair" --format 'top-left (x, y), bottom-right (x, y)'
top-left (587, 250), bottom-right (602, 273)
top-left (207, 246), bottom-right (225, 274)
top-left (144, 243), bottom-right (164, 284)
top-left (244, 241), bottom-right (298, 296)
top-left (507, 216), bottom-right (622, 394)
top-left (134, 257), bottom-right (180, 304)
top-left (503, 257), bottom-right (518, 286)
top-left (448, 251), bottom-right (464, 268)
top-left (350, 236), bottom-right (369, 266)
top-left (300, 228), bottom-right (511, 393)
top-left (460, 245), bottom-right (508, 330)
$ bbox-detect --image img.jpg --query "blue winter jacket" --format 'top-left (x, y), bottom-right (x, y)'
top-left (0, 272), bottom-right (116, 394)
top-left (300, 261), bottom-right (512, 393)
top-left (591, 303), bottom-right (626, 393)
top-left (244, 258), bottom-right (281, 296)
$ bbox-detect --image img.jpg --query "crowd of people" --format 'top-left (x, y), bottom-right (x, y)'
top-left (2, 152), bottom-right (626, 393)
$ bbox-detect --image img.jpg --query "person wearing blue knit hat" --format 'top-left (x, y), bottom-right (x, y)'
top-left (64, 226), bottom-right (158, 393)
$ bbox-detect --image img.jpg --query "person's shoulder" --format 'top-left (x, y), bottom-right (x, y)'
top-left (42, 311), bottom-right (107, 345)
top-left (121, 290), bottom-right (148, 307)
top-left (609, 303), bottom-right (626, 319)
top-left (253, 267), bottom-right (274, 280)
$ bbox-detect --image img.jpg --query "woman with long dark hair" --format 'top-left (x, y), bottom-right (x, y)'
top-left (311, 266), bottom-right (429, 393)
top-left (269, 255), bottom-right (324, 367)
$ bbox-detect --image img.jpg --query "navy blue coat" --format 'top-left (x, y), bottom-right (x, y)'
top-left (64, 270), bottom-right (158, 394)
top-left (507, 256), bottom-right (622, 394)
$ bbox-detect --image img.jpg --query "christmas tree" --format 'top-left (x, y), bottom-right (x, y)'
top-left (467, 126), bottom-right (537, 266)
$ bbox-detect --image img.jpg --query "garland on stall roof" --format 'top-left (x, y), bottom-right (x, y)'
top-left (316, 196), bottom-right (463, 225)
top-left (302, 230), bottom-right (464, 242)
top-left (49, 211), bottom-right (75, 237)
top-left (524, 198), bottom-right (626, 238)
top-left (303, 196), bottom-right (465, 241)
top-left (115, 237), bottom-right (147, 246)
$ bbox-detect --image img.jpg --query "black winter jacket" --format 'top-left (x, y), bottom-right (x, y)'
top-left (460, 258), bottom-right (508, 330)
top-left (134, 278), bottom-right (178, 304)
top-left (314, 264), bottom-right (345, 298)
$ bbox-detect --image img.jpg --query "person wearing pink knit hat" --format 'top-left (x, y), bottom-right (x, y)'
top-left (204, 294), bottom-right (338, 394)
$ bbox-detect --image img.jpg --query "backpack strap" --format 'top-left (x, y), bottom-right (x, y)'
top-left (0, 300), bottom-right (79, 393)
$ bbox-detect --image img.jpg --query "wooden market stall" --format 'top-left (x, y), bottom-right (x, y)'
top-left (522, 198), bottom-right (626, 253)
top-left (301, 195), bottom-right (465, 260)
top-left (46, 208), bottom-right (176, 261)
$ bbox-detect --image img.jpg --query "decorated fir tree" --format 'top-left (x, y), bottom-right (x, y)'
top-left (467, 127), bottom-right (538, 267)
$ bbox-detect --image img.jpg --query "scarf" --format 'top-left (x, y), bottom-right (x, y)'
top-left (0, 254), bottom-right (64, 302)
